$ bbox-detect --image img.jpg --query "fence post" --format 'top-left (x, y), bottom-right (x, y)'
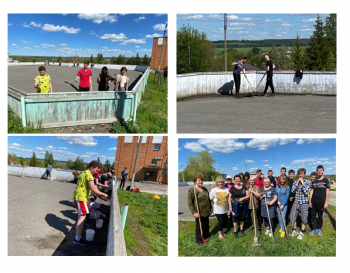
top-left (21, 96), bottom-right (27, 128)
top-left (132, 92), bottom-right (138, 125)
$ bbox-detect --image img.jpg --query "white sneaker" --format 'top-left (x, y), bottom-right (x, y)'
top-left (297, 232), bottom-right (304, 240)
top-left (291, 229), bottom-right (298, 237)
top-left (269, 231), bottom-right (272, 237)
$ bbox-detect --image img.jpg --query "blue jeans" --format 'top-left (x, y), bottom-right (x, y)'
top-left (277, 205), bottom-right (288, 232)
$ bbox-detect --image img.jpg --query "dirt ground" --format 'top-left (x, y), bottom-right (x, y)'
top-left (8, 65), bottom-right (143, 93)
top-left (44, 123), bottom-right (115, 134)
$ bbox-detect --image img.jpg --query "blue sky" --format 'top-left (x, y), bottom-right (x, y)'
top-left (178, 138), bottom-right (336, 176)
top-left (8, 136), bottom-right (119, 163)
top-left (177, 14), bottom-right (330, 41)
top-left (8, 13), bottom-right (167, 57)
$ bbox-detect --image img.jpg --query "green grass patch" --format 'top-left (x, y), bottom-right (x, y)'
top-left (179, 212), bottom-right (336, 256)
top-left (111, 72), bottom-right (167, 133)
top-left (8, 106), bottom-right (44, 134)
top-left (117, 189), bottom-right (167, 256)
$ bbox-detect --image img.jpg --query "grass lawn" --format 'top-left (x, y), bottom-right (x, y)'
top-left (117, 189), bottom-right (167, 256)
top-left (111, 72), bottom-right (168, 133)
top-left (178, 207), bottom-right (336, 257)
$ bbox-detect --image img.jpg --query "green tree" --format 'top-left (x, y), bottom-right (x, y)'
top-left (96, 53), bottom-right (104, 64)
top-left (185, 150), bottom-right (216, 180)
top-left (177, 24), bottom-right (214, 74)
top-left (110, 56), bottom-right (117, 64)
top-left (44, 151), bottom-right (50, 167)
top-left (72, 156), bottom-right (85, 171)
top-left (66, 158), bottom-right (73, 170)
top-left (57, 55), bottom-right (63, 62)
top-left (19, 157), bottom-right (25, 166)
top-left (142, 54), bottom-right (150, 66)
top-left (116, 54), bottom-right (126, 64)
top-left (104, 159), bottom-right (111, 172)
top-left (37, 160), bottom-right (44, 168)
top-left (49, 152), bottom-right (54, 166)
top-left (325, 14), bottom-right (336, 61)
top-left (252, 47), bottom-right (261, 55)
top-left (29, 151), bottom-right (37, 167)
top-left (128, 56), bottom-right (135, 65)
top-left (135, 53), bottom-right (141, 65)
top-left (290, 33), bottom-right (306, 70)
top-left (90, 54), bottom-right (94, 64)
top-left (306, 14), bottom-right (333, 70)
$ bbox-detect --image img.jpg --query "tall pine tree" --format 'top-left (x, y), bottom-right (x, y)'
top-left (306, 15), bottom-right (333, 70)
top-left (29, 151), bottom-right (37, 167)
top-left (291, 33), bottom-right (306, 70)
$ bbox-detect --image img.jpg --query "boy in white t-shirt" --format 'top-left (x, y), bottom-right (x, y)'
top-left (210, 176), bottom-right (229, 240)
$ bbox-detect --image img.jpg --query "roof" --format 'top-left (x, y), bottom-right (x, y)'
top-left (245, 63), bottom-right (261, 71)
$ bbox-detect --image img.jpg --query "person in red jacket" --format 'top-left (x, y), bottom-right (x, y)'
top-left (76, 60), bottom-right (92, 92)
top-left (254, 169), bottom-right (264, 228)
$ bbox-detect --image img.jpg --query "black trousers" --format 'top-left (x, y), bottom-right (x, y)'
top-left (195, 216), bottom-right (209, 243)
top-left (311, 201), bottom-right (325, 230)
top-left (119, 179), bottom-right (126, 190)
top-left (263, 76), bottom-right (274, 94)
top-left (215, 213), bottom-right (227, 231)
top-left (233, 73), bottom-right (241, 94)
top-left (79, 86), bottom-right (90, 92)
top-left (286, 199), bottom-right (294, 225)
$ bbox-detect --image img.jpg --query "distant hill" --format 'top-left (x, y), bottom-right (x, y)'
top-left (211, 38), bottom-right (311, 49)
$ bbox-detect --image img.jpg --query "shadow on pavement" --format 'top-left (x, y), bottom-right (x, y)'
top-left (59, 200), bottom-right (76, 209)
top-left (45, 202), bottom-right (111, 256)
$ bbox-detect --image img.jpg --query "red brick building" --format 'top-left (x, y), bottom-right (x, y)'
top-left (150, 37), bottom-right (168, 70)
top-left (114, 136), bottom-right (168, 183)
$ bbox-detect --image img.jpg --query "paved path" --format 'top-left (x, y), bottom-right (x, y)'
top-left (8, 175), bottom-right (110, 256)
top-left (117, 180), bottom-right (168, 195)
top-left (177, 94), bottom-right (336, 133)
top-left (8, 65), bottom-right (143, 93)
top-left (178, 185), bottom-right (336, 221)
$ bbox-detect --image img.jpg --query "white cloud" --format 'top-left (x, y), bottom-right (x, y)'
top-left (199, 138), bottom-right (245, 153)
top-left (81, 155), bottom-right (90, 158)
top-left (184, 142), bottom-right (205, 152)
top-left (12, 44), bottom-right (17, 46)
top-left (178, 15), bottom-right (204, 20)
top-left (23, 47), bottom-right (31, 50)
top-left (245, 160), bottom-right (254, 163)
top-left (60, 43), bottom-right (67, 46)
top-left (30, 21), bottom-right (41, 27)
top-left (145, 33), bottom-right (163, 38)
top-left (41, 43), bottom-right (55, 47)
top-left (8, 23), bottom-right (12, 26)
top-left (153, 23), bottom-right (166, 31)
top-left (266, 19), bottom-right (282, 22)
top-left (232, 167), bottom-right (239, 171)
top-left (21, 40), bottom-right (32, 44)
top-left (57, 136), bottom-right (98, 146)
top-left (300, 28), bottom-right (314, 32)
top-left (36, 146), bottom-right (56, 151)
top-left (263, 160), bottom-right (269, 162)
top-left (230, 22), bottom-right (255, 26)
top-left (22, 22), bottom-right (30, 28)
top-left (100, 33), bottom-right (127, 42)
top-left (133, 16), bottom-right (146, 23)
top-left (135, 46), bottom-right (140, 48)
top-left (291, 157), bottom-right (331, 166)
top-left (109, 147), bottom-right (117, 151)
top-left (276, 34), bottom-right (283, 37)
top-left (89, 31), bottom-right (95, 35)
top-left (263, 165), bottom-right (270, 167)
top-left (296, 138), bottom-right (328, 145)
top-left (58, 147), bottom-right (67, 150)
top-left (42, 24), bottom-right (81, 34)
top-left (34, 46), bottom-right (39, 48)
top-left (77, 13), bottom-right (117, 24)
top-left (10, 143), bottom-right (22, 147)
top-left (109, 136), bottom-right (118, 139)
top-left (247, 138), bottom-right (279, 150)
top-left (120, 39), bottom-right (146, 45)
top-left (281, 23), bottom-right (292, 26)
top-left (250, 167), bottom-right (259, 171)
top-left (279, 138), bottom-right (296, 145)
top-left (302, 18), bottom-right (316, 22)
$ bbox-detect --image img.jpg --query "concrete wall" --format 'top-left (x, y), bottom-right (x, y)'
top-left (106, 178), bottom-right (127, 256)
top-left (8, 68), bottom-right (150, 128)
top-left (177, 71), bottom-right (337, 98)
top-left (8, 165), bottom-right (74, 181)
top-left (8, 62), bottom-right (149, 72)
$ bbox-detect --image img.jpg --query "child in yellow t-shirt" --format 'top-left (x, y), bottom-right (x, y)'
top-left (34, 66), bottom-right (53, 93)
top-left (73, 160), bottom-right (110, 246)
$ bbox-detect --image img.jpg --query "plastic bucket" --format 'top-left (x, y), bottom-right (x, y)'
top-left (96, 219), bottom-right (103, 229)
top-left (86, 229), bottom-right (95, 241)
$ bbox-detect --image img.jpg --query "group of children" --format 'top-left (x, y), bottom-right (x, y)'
top-left (72, 160), bottom-right (114, 246)
top-left (209, 165), bottom-right (330, 241)
top-left (33, 62), bottom-right (129, 93)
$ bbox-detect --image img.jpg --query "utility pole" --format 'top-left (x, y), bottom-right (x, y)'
top-left (221, 13), bottom-right (227, 72)
top-left (181, 163), bottom-right (185, 182)
top-left (131, 136), bottom-right (142, 189)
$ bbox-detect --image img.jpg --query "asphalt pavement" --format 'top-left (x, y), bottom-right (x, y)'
top-left (8, 65), bottom-right (143, 93)
top-left (178, 185), bottom-right (336, 221)
top-left (177, 94), bottom-right (336, 133)
top-left (8, 175), bottom-right (110, 256)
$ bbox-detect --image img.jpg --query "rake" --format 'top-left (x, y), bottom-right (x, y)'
top-left (251, 192), bottom-right (261, 247)
top-left (194, 187), bottom-right (208, 245)
top-left (264, 196), bottom-right (279, 247)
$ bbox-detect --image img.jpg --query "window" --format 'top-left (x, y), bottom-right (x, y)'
top-left (151, 159), bottom-right (157, 166)
top-left (154, 144), bottom-right (160, 150)
top-left (124, 136), bottom-right (133, 143)
top-left (152, 136), bottom-right (163, 144)
top-left (158, 38), bottom-right (163, 45)
top-left (162, 164), bottom-right (167, 176)
top-left (138, 136), bottom-right (147, 143)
